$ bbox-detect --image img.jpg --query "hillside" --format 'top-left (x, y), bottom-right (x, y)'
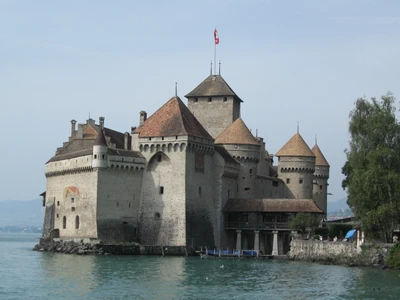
top-left (0, 199), bottom-right (44, 226)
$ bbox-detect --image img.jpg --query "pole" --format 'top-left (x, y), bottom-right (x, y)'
top-left (214, 42), bottom-right (216, 75)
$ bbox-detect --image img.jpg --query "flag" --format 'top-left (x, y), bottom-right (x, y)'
top-left (214, 28), bottom-right (219, 44)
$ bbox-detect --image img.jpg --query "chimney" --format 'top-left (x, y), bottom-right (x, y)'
top-left (124, 132), bottom-right (129, 150)
top-left (99, 116), bottom-right (105, 129)
top-left (70, 120), bottom-right (77, 141)
top-left (140, 111), bottom-right (147, 126)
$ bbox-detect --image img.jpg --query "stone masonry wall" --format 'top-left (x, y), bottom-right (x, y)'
top-left (139, 138), bottom-right (188, 246)
top-left (96, 168), bottom-right (143, 242)
top-left (289, 239), bottom-right (393, 267)
top-left (185, 147), bottom-right (216, 248)
top-left (45, 156), bottom-right (98, 239)
top-left (188, 96), bottom-right (239, 138)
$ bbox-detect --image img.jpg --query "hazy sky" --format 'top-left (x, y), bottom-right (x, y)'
top-left (1, 0), bottom-right (400, 202)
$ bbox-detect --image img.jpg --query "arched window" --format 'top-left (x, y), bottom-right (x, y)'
top-left (75, 216), bottom-right (80, 229)
top-left (63, 216), bottom-right (67, 229)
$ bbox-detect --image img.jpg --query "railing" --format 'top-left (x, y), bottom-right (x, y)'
top-left (225, 222), bottom-right (290, 230)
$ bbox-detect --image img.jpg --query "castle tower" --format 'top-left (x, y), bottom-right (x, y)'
top-left (135, 96), bottom-right (215, 247)
top-left (215, 118), bottom-right (260, 199)
top-left (312, 144), bottom-right (330, 216)
top-left (275, 133), bottom-right (315, 199)
top-left (92, 120), bottom-right (108, 169)
top-left (185, 75), bottom-right (242, 138)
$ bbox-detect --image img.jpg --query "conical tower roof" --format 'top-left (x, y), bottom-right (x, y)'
top-left (185, 75), bottom-right (243, 102)
top-left (312, 144), bottom-right (330, 167)
top-left (94, 129), bottom-right (108, 146)
top-left (215, 118), bottom-right (259, 145)
top-left (275, 133), bottom-right (315, 157)
top-left (138, 97), bottom-right (213, 140)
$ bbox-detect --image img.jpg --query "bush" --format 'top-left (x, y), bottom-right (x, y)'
top-left (328, 224), bottom-right (353, 239)
top-left (387, 242), bottom-right (400, 269)
top-left (314, 227), bottom-right (329, 239)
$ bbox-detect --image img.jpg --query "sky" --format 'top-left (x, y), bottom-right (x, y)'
top-left (1, 0), bottom-right (400, 203)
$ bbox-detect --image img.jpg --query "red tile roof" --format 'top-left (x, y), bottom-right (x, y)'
top-left (223, 198), bottom-right (323, 213)
top-left (312, 144), bottom-right (330, 167)
top-left (275, 133), bottom-right (315, 157)
top-left (185, 75), bottom-right (243, 102)
top-left (215, 118), bottom-right (259, 145)
top-left (138, 97), bottom-right (213, 140)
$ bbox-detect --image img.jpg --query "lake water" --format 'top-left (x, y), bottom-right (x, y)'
top-left (1, 232), bottom-right (400, 300)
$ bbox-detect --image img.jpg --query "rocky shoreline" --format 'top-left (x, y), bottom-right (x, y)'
top-left (288, 239), bottom-right (393, 268)
top-left (33, 238), bottom-right (189, 256)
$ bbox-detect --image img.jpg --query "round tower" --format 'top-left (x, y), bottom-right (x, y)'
top-left (275, 133), bottom-right (315, 199)
top-left (215, 118), bottom-right (260, 199)
top-left (92, 118), bottom-right (108, 169)
top-left (312, 144), bottom-right (330, 216)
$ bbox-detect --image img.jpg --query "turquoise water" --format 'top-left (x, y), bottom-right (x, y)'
top-left (1, 233), bottom-right (400, 299)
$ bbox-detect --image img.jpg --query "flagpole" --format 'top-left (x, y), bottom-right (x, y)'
top-left (214, 41), bottom-right (216, 75)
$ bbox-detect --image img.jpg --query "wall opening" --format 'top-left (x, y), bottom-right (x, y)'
top-left (286, 178), bottom-right (290, 184)
top-left (63, 216), bottom-right (66, 229)
top-left (75, 216), bottom-right (79, 229)
top-left (159, 186), bottom-right (164, 194)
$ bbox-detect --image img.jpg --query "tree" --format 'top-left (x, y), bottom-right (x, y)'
top-left (290, 213), bottom-right (320, 234)
top-left (342, 93), bottom-right (400, 242)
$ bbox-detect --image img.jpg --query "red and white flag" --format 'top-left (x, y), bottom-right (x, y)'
top-left (214, 28), bottom-right (219, 44)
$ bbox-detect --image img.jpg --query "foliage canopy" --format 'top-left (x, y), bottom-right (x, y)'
top-left (342, 93), bottom-right (400, 242)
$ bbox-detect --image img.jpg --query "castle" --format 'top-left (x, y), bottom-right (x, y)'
top-left (41, 73), bottom-right (329, 255)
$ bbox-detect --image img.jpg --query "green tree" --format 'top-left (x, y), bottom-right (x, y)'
top-left (290, 213), bottom-right (320, 233)
top-left (342, 93), bottom-right (400, 242)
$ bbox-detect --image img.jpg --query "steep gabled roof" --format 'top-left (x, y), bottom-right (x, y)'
top-left (223, 198), bottom-right (323, 213)
top-left (215, 118), bottom-right (259, 145)
top-left (312, 144), bottom-right (330, 167)
top-left (138, 97), bottom-right (213, 139)
top-left (185, 75), bottom-right (243, 102)
top-left (275, 133), bottom-right (315, 157)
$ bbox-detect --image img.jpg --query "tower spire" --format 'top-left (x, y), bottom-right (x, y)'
top-left (219, 60), bottom-right (221, 75)
top-left (315, 134), bottom-right (318, 145)
top-left (175, 82), bottom-right (177, 97)
top-left (297, 121), bottom-right (299, 133)
top-left (210, 61), bottom-right (212, 75)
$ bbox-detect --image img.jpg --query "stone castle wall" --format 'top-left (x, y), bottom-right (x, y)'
top-left (185, 144), bottom-right (217, 248)
top-left (139, 138), bottom-right (188, 246)
top-left (313, 165), bottom-right (329, 215)
top-left (96, 168), bottom-right (143, 242)
top-left (45, 158), bottom-right (98, 239)
top-left (278, 157), bottom-right (315, 199)
top-left (188, 95), bottom-right (240, 138)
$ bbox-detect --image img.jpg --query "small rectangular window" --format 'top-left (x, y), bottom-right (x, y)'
top-left (273, 181), bottom-right (278, 187)
top-left (286, 178), bottom-right (290, 184)
top-left (194, 98), bottom-right (198, 102)
top-left (224, 97), bottom-right (227, 102)
top-left (199, 187), bottom-right (202, 196)
top-left (320, 185), bottom-right (323, 190)
top-left (57, 201), bottom-right (60, 206)
top-left (56, 214), bottom-right (59, 218)
top-left (71, 197), bottom-right (74, 203)
top-left (160, 186), bottom-right (164, 194)
top-left (208, 97), bottom-right (212, 102)
top-left (71, 207), bottom-right (75, 211)
top-left (228, 189), bottom-right (230, 197)
top-left (299, 179), bottom-right (303, 184)
top-left (249, 169), bottom-right (252, 174)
